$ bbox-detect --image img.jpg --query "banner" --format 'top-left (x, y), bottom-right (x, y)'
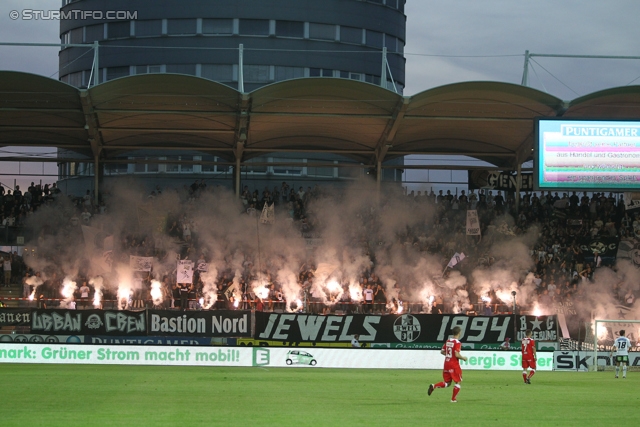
top-left (239, 339), bottom-right (558, 351)
top-left (254, 313), bottom-right (557, 344)
top-left (130, 256), bottom-right (154, 272)
top-left (30, 309), bottom-right (146, 336)
top-left (553, 351), bottom-right (640, 371)
top-left (623, 192), bottom-right (640, 211)
top-left (468, 170), bottom-right (533, 191)
top-left (176, 260), bottom-right (194, 283)
top-left (260, 203), bottom-right (275, 224)
top-left (578, 237), bottom-right (619, 264)
top-left (21, 309), bottom-right (252, 338)
top-left (0, 308), bottom-right (32, 326)
top-left (447, 252), bottom-right (466, 268)
top-left (251, 348), bottom-right (553, 370)
top-left (0, 343), bottom-right (553, 370)
top-left (148, 310), bottom-right (251, 337)
top-left (616, 237), bottom-right (640, 266)
top-left (314, 263), bottom-right (338, 279)
top-left (466, 210), bottom-right (481, 236)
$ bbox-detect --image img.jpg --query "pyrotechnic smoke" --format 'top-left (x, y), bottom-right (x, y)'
top-left (150, 280), bottom-right (163, 306)
top-left (17, 177), bottom-right (640, 324)
top-left (25, 275), bottom-right (43, 301)
top-left (89, 276), bottom-right (104, 307)
top-left (200, 267), bottom-right (219, 310)
top-left (59, 277), bottom-right (77, 308)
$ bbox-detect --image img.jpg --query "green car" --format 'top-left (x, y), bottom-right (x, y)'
top-left (286, 350), bottom-right (317, 366)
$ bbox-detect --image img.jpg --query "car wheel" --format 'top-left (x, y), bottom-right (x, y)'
top-left (310, 360), bottom-right (317, 366)
top-left (286, 359), bottom-right (292, 365)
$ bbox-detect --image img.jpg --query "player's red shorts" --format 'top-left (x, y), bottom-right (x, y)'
top-left (522, 359), bottom-right (537, 370)
top-left (443, 367), bottom-right (462, 383)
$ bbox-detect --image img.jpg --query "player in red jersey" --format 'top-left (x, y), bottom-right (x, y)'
top-left (521, 329), bottom-right (536, 384)
top-left (428, 326), bottom-right (468, 403)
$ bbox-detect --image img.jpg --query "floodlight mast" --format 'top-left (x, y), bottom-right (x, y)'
top-left (521, 50), bottom-right (530, 86)
top-left (521, 51), bottom-right (640, 88)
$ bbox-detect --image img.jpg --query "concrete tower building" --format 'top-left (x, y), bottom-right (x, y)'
top-left (57, 0), bottom-right (407, 192)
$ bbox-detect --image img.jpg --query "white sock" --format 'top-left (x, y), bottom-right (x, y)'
top-left (623, 366), bottom-right (627, 377)
top-left (615, 366), bottom-right (620, 376)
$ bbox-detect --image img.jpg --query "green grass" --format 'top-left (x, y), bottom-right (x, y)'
top-left (0, 365), bottom-right (637, 426)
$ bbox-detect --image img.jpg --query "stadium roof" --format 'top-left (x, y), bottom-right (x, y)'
top-left (2, 71), bottom-right (640, 169)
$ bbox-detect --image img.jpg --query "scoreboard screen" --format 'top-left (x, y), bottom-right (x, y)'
top-left (535, 118), bottom-right (640, 191)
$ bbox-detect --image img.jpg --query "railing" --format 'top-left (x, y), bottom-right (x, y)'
top-left (0, 225), bottom-right (32, 246)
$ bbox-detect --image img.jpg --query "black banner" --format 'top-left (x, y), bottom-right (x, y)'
top-left (468, 170), bottom-right (533, 191)
top-left (30, 309), bottom-right (146, 336)
top-left (16, 309), bottom-right (557, 342)
top-left (0, 308), bottom-right (32, 326)
top-left (578, 237), bottom-right (619, 264)
top-left (255, 313), bottom-right (557, 344)
top-left (148, 310), bottom-right (251, 337)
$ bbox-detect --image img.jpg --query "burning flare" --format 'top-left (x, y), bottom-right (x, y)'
top-left (150, 280), bottom-right (163, 305)
top-left (117, 286), bottom-right (131, 310)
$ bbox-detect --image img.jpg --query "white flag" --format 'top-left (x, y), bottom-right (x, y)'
top-left (447, 252), bottom-right (466, 268)
top-left (260, 203), bottom-right (275, 224)
top-left (177, 260), bottom-right (194, 284)
top-left (315, 263), bottom-right (339, 280)
top-left (623, 192), bottom-right (640, 211)
top-left (130, 256), bottom-right (154, 272)
top-left (466, 210), bottom-right (481, 235)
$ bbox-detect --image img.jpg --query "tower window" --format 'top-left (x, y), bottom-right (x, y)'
top-left (340, 26), bottom-right (363, 44)
top-left (107, 21), bottom-right (130, 38)
top-left (135, 20), bottom-right (162, 37)
top-left (167, 19), bottom-right (197, 35)
top-left (276, 21), bottom-right (304, 38)
top-left (202, 19), bottom-right (233, 35)
top-left (309, 23), bottom-right (336, 40)
top-left (239, 19), bottom-right (269, 36)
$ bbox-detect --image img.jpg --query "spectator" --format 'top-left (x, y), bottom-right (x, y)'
top-left (3, 256), bottom-right (11, 287)
top-left (79, 281), bottom-right (90, 309)
top-left (351, 334), bottom-right (361, 348)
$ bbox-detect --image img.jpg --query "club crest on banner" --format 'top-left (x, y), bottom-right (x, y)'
top-left (393, 314), bottom-right (421, 343)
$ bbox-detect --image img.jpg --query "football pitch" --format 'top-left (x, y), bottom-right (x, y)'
top-left (1, 364), bottom-right (636, 426)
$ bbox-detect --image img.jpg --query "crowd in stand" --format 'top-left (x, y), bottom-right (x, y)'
top-left (403, 188), bottom-right (634, 312)
top-left (0, 182), bottom-right (63, 228)
top-left (4, 179), bottom-right (638, 315)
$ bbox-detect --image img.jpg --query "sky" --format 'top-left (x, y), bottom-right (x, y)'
top-left (0, 0), bottom-right (639, 189)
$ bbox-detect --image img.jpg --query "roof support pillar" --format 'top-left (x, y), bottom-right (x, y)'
top-left (380, 47), bottom-right (387, 89)
top-left (234, 141), bottom-right (244, 198)
top-left (92, 41), bottom-right (100, 87)
top-left (94, 153), bottom-right (100, 205)
top-left (235, 157), bottom-right (241, 198)
top-left (376, 160), bottom-right (382, 202)
top-left (515, 162), bottom-right (522, 214)
top-left (238, 44), bottom-right (244, 93)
